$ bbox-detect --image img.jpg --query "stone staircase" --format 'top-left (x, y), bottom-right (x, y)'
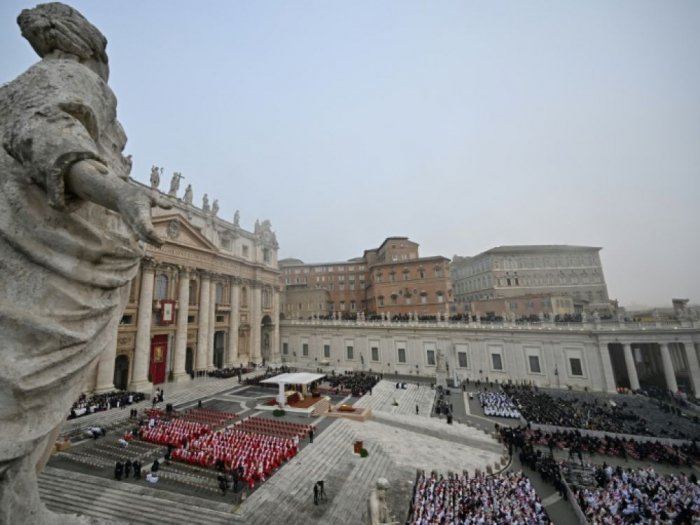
top-left (238, 419), bottom-right (394, 525)
top-left (38, 466), bottom-right (236, 525)
top-left (355, 380), bottom-right (435, 417)
top-left (311, 396), bottom-right (332, 416)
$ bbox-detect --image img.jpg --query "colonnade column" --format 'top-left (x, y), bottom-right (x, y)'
top-left (208, 277), bottom-right (217, 369)
top-left (597, 342), bottom-right (617, 393)
top-left (682, 339), bottom-right (700, 397)
top-left (659, 342), bottom-right (678, 393)
top-left (195, 272), bottom-right (211, 371)
top-left (622, 342), bottom-right (640, 391)
top-left (272, 286), bottom-right (280, 362)
top-left (250, 281), bottom-right (262, 362)
top-left (172, 268), bottom-right (191, 381)
top-left (131, 262), bottom-right (156, 391)
top-left (227, 278), bottom-right (240, 366)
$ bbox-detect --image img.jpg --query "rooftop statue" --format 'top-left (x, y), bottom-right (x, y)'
top-left (183, 183), bottom-right (193, 204)
top-left (0, 3), bottom-right (169, 522)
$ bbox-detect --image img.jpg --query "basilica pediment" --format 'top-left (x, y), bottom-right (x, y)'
top-left (152, 214), bottom-right (218, 252)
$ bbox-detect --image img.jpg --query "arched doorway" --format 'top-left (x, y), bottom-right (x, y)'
top-left (214, 331), bottom-right (225, 369)
top-left (261, 315), bottom-right (273, 364)
top-left (185, 347), bottom-right (194, 375)
top-left (114, 355), bottom-right (129, 391)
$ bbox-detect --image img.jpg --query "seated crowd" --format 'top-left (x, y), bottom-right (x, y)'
top-left (207, 366), bottom-right (252, 379)
top-left (575, 465), bottom-right (700, 524)
top-left (68, 391), bottom-right (146, 419)
top-left (172, 428), bottom-right (298, 489)
top-left (503, 386), bottom-right (700, 440)
top-left (409, 470), bottom-right (550, 525)
top-left (478, 391), bottom-right (521, 419)
top-left (323, 371), bottom-right (380, 397)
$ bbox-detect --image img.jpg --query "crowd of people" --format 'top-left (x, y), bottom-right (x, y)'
top-left (244, 366), bottom-right (294, 386)
top-left (409, 470), bottom-right (550, 524)
top-left (207, 366), bottom-right (252, 379)
top-left (324, 371), bottom-right (380, 397)
top-left (68, 391), bottom-right (146, 419)
top-left (575, 466), bottom-right (700, 524)
top-left (478, 392), bottom-right (522, 419)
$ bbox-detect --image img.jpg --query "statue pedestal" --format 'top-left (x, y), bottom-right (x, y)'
top-left (436, 369), bottom-right (448, 388)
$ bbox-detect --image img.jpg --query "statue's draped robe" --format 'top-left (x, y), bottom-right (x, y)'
top-left (0, 56), bottom-right (143, 465)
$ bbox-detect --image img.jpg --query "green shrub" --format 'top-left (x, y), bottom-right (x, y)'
top-left (360, 448), bottom-right (369, 458)
top-left (273, 409), bottom-right (286, 417)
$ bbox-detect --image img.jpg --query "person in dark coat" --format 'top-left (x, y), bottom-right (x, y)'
top-left (114, 460), bottom-right (123, 481)
top-left (152, 459), bottom-right (160, 473)
top-left (133, 460), bottom-right (141, 480)
top-left (309, 428), bottom-right (314, 444)
top-left (124, 459), bottom-right (132, 478)
top-left (313, 482), bottom-right (319, 505)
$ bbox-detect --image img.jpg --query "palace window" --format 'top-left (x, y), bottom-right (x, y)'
top-left (397, 348), bottom-right (407, 364)
top-left (189, 280), bottom-right (197, 305)
top-left (242, 245), bottom-right (249, 257)
top-left (528, 356), bottom-right (541, 374)
top-left (283, 343), bottom-right (288, 355)
top-left (371, 347), bottom-right (379, 362)
top-left (426, 350), bottom-right (436, 366)
top-left (347, 346), bottom-right (354, 360)
top-left (458, 352), bottom-right (468, 368)
top-left (302, 344), bottom-right (309, 357)
top-left (240, 287), bottom-right (248, 307)
top-left (570, 358), bottom-right (584, 376)
top-left (491, 354), bottom-right (503, 370)
top-left (324, 345), bottom-right (331, 358)
top-left (263, 248), bottom-right (270, 263)
top-left (215, 282), bottom-right (224, 304)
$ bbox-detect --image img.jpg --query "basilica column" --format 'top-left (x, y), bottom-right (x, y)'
top-left (172, 268), bottom-right (191, 381)
top-left (208, 277), bottom-right (217, 369)
top-left (250, 281), bottom-right (262, 362)
top-left (195, 272), bottom-right (211, 371)
top-left (622, 342), bottom-right (640, 391)
top-left (131, 261), bottom-right (156, 391)
top-left (227, 278), bottom-right (240, 366)
top-left (272, 286), bottom-right (281, 362)
top-left (597, 342), bottom-right (617, 393)
top-left (659, 342), bottom-right (678, 393)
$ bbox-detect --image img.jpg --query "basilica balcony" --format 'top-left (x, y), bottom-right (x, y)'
top-left (215, 302), bottom-right (231, 312)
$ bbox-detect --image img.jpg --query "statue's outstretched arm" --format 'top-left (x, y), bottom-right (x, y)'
top-left (66, 159), bottom-right (172, 246)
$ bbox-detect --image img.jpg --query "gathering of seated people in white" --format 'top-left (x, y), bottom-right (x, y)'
top-left (478, 392), bottom-right (522, 419)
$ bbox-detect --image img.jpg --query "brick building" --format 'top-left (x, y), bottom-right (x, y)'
top-left (280, 237), bottom-right (451, 319)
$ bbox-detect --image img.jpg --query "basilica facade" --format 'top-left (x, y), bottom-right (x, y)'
top-left (86, 176), bottom-right (282, 393)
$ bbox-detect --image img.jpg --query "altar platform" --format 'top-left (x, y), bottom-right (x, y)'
top-left (324, 404), bottom-right (373, 422)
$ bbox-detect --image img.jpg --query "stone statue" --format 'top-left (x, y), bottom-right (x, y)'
top-left (592, 310), bottom-right (600, 322)
top-left (202, 193), bottom-right (210, 212)
top-left (369, 477), bottom-right (391, 525)
top-left (254, 219), bottom-right (260, 234)
top-left (436, 349), bottom-right (446, 372)
top-left (233, 209), bottom-right (240, 227)
top-left (150, 165), bottom-right (162, 189)
top-left (168, 172), bottom-right (184, 197)
top-left (581, 311), bottom-right (588, 323)
top-left (509, 311), bottom-right (516, 323)
top-left (0, 3), bottom-right (171, 522)
top-left (538, 312), bottom-right (545, 322)
top-left (212, 199), bottom-right (219, 217)
top-left (183, 184), bottom-right (193, 204)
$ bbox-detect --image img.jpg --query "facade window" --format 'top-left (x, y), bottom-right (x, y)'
top-left (328, 284), bottom-right (334, 291)
top-left (376, 273), bottom-right (383, 283)
top-left (349, 283), bottom-right (355, 291)
top-left (435, 268), bottom-right (442, 278)
top-left (324, 345), bottom-right (331, 358)
top-left (263, 248), bottom-right (270, 262)
top-left (339, 275), bottom-right (345, 282)
top-left (350, 301), bottom-right (356, 311)
top-left (155, 274), bottom-right (169, 300)
top-left (390, 273), bottom-right (396, 282)
top-left (302, 343), bottom-right (309, 357)
top-left (339, 284), bottom-right (345, 291)
top-left (528, 356), bottom-right (541, 373)
top-left (189, 280), bottom-right (197, 305)
top-left (371, 347), bottom-right (379, 362)
top-left (215, 282), bottom-right (224, 304)
top-left (349, 274), bottom-right (355, 281)
top-left (403, 271), bottom-right (410, 281)
top-left (437, 293), bottom-right (444, 303)
top-left (426, 350), bottom-right (436, 366)
top-left (398, 348), bottom-right (407, 363)
top-left (570, 358), bottom-right (583, 376)
top-left (405, 297), bottom-right (412, 305)
top-left (378, 297), bottom-right (384, 307)
top-left (392, 254), bottom-right (398, 261)
top-left (418, 270), bottom-right (425, 279)
top-left (242, 245), bottom-right (249, 257)
top-left (458, 352), bottom-right (468, 368)
top-left (340, 301), bottom-right (346, 310)
top-left (510, 302), bottom-right (518, 310)
top-left (421, 295), bottom-right (427, 304)
top-left (347, 346), bottom-right (354, 360)
top-left (491, 353), bottom-right (503, 370)
top-left (283, 342), bottom-right (288, 355)
top-left (240, 287), bottom-right (248, 307)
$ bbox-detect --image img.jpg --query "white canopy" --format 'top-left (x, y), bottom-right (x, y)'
top-left (260, 372), bottom-right (325, 386)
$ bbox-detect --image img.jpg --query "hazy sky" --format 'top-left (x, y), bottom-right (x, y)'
top-left (2, 1), bottom-right (699, 308)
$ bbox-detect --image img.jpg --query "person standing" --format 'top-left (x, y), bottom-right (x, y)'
top-left (309, 428), bottom-right (314, 444)
top-left (133, 460), bottom-right (142, 480)
top-left (124, 459), bottom-right (132, 479)
top-left (313, 482), bottom-right (319, 505)
top-left (114, 461), bottom-right (123, 481)
top-left (416, 405), bottom-right (419, 415)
